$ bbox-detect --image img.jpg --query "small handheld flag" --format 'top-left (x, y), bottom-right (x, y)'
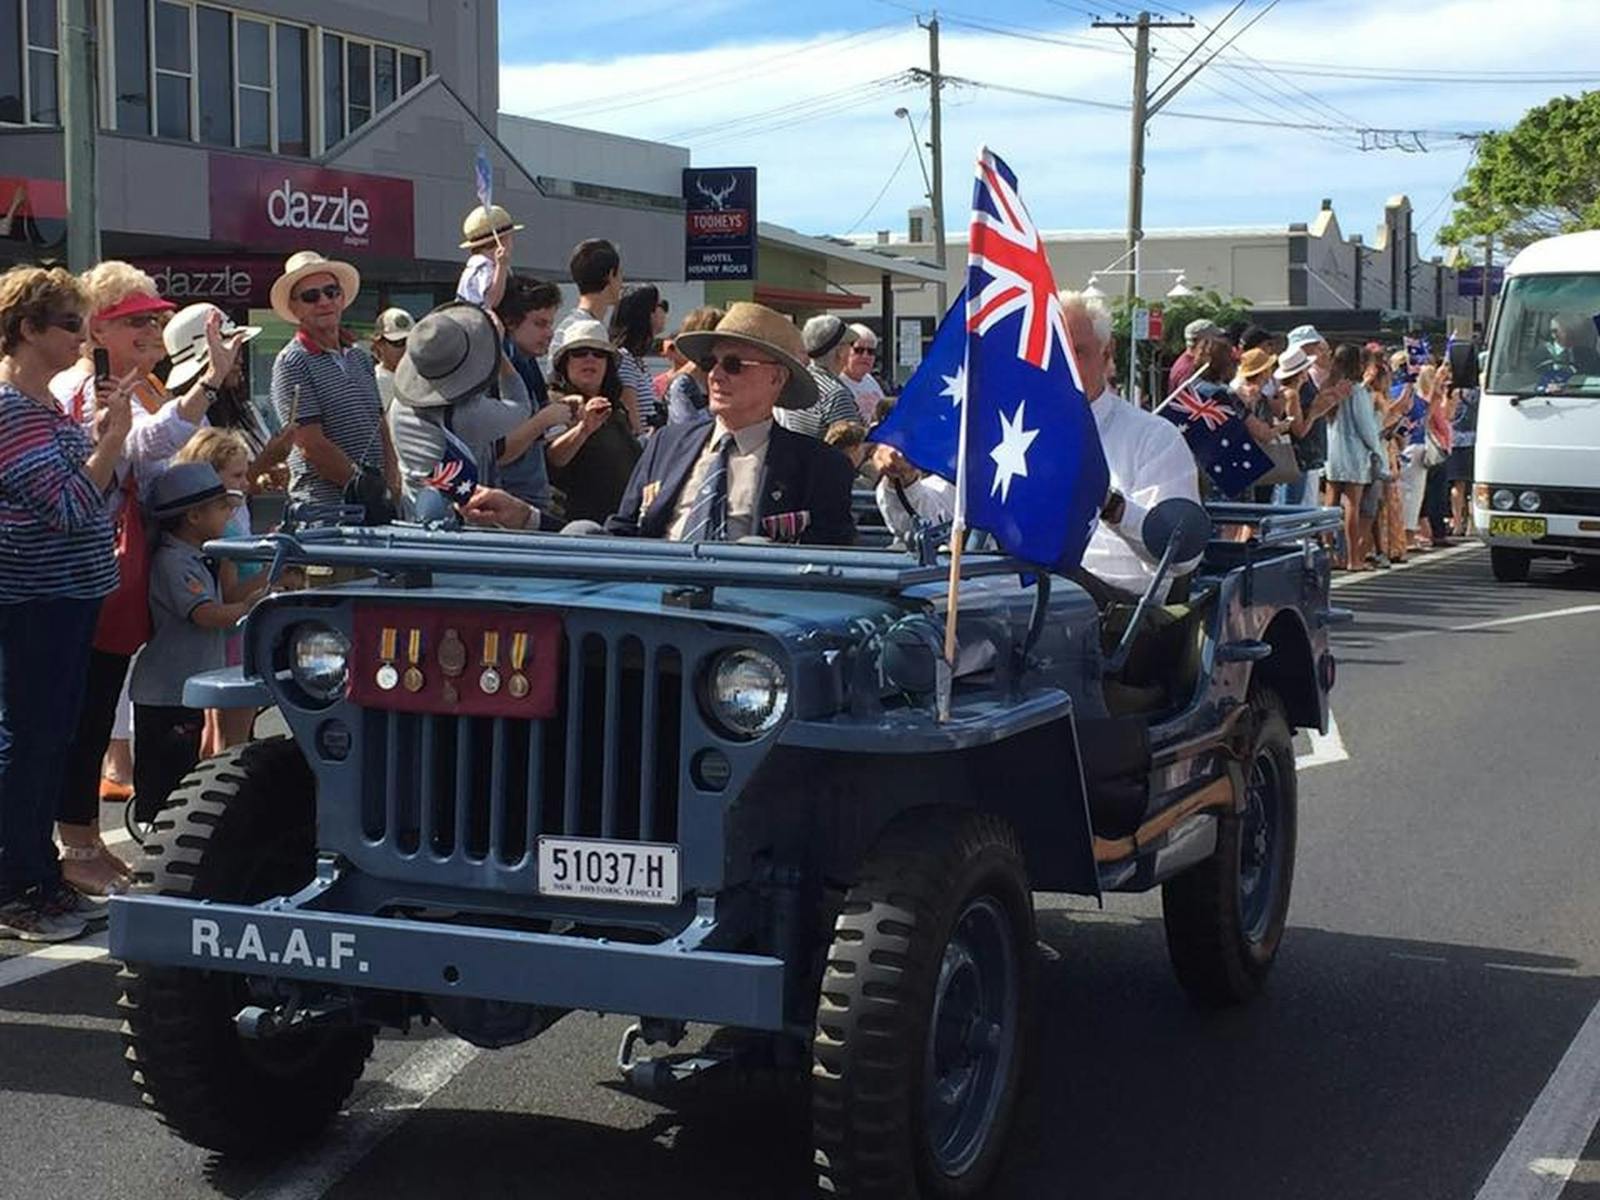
top-left (474, 145), bottom-right (494, 211)
top-left (1159, 384), bottom-right (1272, 497)
top-left (425, 427), bottom-right (480, 504)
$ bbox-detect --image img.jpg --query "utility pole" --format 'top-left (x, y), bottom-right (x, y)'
top-left (60, 0), bottom-right (100, 270)
top-left (918, 14), bottom-right (949, 320)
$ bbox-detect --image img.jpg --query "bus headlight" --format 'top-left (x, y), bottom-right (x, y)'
top-left (1492, 489), bottom-right (1516, 511)
top-left (1518, 490), bottom-right (1543, 513)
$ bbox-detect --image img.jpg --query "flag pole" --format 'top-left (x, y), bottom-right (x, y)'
top-left (939, 318), bottom-right (971, 723)
top-left (1151, 364), bottom-right (1208, 416)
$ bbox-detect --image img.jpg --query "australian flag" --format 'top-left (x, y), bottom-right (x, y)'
top-left (425, 427), bottom-right (480, 503)
top-left (873, 147), bottom-right (1108, 572)
top-left (1160, 384), bottom-right (1272, 497)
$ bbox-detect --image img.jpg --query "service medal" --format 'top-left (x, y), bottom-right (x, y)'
top-left (402, 666), bottom-right (424, 693)
top-left (480, 667), bottom-right (502, 695)
top-left (376, 663), bottom-right (399, 691)
top-left (507, 631), bottom-right (530, 698)
top-left (508, 673), bottom-right (530, 699)
top-left (439, 628), bottom-right (467, 677)
top-left (375, 627), bottom-right (400, 690)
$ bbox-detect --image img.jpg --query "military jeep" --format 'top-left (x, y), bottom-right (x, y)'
top-left (110, 499), bottom-right (1342, 1199)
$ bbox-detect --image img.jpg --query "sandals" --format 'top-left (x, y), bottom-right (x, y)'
top-left (58, 841), bottom-right (131, 898)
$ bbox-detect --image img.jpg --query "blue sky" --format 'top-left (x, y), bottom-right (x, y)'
top-left (499, 0), bottom-right (1600, 259)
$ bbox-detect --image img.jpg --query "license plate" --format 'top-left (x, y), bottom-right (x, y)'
top-left (537, 837), bottom-right (680, 905)
top-left (1489, 515), bottom-right (1547, 538)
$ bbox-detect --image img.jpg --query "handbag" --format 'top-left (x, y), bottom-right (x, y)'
top-left (1423, 427), bottom-right (1449, 468)
top-left (1257, 437), bottom-right (1301, 487)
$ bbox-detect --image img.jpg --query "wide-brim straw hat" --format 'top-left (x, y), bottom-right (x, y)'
top-left (269, 251), bottom-right (361, 325)
top-left (1274, 345), bottom-right (1311, 381)
top-left (460, 204), bottom-right (525, 249)
top-left (1238, 347), bottom-right (1277, 380)
top-left (393, 302), bottom-right (501, 409)
top-left (674, 302), bottom-right (817, 410)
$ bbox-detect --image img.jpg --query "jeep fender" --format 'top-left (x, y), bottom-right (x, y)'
top-left (182, 666), bottom-right (273, 710)
top-left (1250, 609), bottom-right (1326, 734)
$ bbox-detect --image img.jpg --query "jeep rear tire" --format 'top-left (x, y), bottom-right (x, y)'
top-left (119, 739), bottom-right (375, 1156)
top-left (1491, 546), bottom-right (1532, 583)
top-left (1160, 688), bottom-right (1297, 1008)
top-left (812, 809), bottom-right (1034, 1200)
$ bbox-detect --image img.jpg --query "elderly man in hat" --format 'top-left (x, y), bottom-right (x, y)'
top-left (1167, 318), bottom-right (1222, 398)
top-left (268, 251), bottom-right (401, 514)
top-left (460, 303), bottom-right (857, 545)
top-left (774, 314), bottom-right (865, 440)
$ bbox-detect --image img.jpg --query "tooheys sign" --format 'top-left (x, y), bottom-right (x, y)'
top-left (207, 153), bottom-right (414, 257)
top-left (683, 167), bottom-right (757, 281)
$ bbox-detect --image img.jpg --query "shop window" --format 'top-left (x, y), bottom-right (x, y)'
top-left (111, 0), bottom-right (149, 133)
top-left (195, 5), bottom-right (231, 146)
top-left (320, 30), bottom-right (341, 148)
top-left (373, 44), bottom-right (393, 111)
top-left (153, 0), bottom-right (191, 140)
top-left (1, 0), bottom-right (24, 125)
top-left (0, 0), bottom-right (60, 125)
top-left (345, 38), bottom-right (368, 131)
top-left (236, 16), bottom-right (269, 151)
top-left (275, 23), bottom-right (306, 157)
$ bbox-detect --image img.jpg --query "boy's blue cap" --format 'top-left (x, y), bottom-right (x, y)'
top-left (149, 462), bottom-right (243, 520)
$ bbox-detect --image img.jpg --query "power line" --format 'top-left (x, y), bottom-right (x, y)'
top-left (842, 123), bottom-right (922, 235)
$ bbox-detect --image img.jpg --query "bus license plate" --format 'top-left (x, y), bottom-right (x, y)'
top-left (1489, 515), bottom-right (1547, 538)
top-left (537, 837), bottom-right (680, 906)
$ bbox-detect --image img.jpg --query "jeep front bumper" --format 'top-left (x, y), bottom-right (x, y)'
top-left (109, 894), bottom-right (786, 1031)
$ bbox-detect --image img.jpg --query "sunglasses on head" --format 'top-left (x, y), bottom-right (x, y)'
top-left (46, 312), bottom-right (85, 333)
top-left (565, 347), bottom-right (610, 361)
top-left (697, 353), bottom-right (778, 376)
top-left (295, 283), bottom-right (344, 305)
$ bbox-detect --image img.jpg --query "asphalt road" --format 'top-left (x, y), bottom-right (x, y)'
top-left (6, 543), bottom-right (1600, 1200)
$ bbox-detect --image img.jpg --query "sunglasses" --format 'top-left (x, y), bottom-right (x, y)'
top-left (565, 347), bottom-right (610, 361)
top-left (112, 313), bottom-right (164, 330)
top-left (697, 354), bottom-right (779, 376)
top-left (46, 312), bottom-right (85, 333)
top-left (851, 344), bottom-right (877, 357)
top-left (295, 283), bottom-right (344, 305)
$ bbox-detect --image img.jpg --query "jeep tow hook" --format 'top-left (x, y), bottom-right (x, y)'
top-left (235, 995), bottom-right (355, 1040)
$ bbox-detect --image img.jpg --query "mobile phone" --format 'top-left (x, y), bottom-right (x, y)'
top-left (93, 348), bottom-right (111, 383)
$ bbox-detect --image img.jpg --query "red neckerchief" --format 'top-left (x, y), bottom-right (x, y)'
top-left (295, 327), bottom-right (357, 355)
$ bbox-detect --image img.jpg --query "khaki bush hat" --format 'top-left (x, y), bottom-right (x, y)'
top-left (393, 302), bottom-right (501, 409)
top-left (674, 302), bottom-right (818, 410)
top-left (460, 204), bottom-right (525, 249)
top-left (163, 303), bottom-right (261, 391)
top-left (269, 250), bottom-right (360, 325)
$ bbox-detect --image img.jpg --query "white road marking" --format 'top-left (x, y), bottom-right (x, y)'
top-left (0, 932), bottom-right (109, 991)
top-left (1384, 604), bottom-right (1600, 644)
top-left (1473, 995), bottom-right (1600, 1200)
top-left (1295, 711), bottom-right (1348, 771)
top-left (242, 1037), bottom-right (481, 1200)
top-left (1329, 541), bottom-right (1482, 588)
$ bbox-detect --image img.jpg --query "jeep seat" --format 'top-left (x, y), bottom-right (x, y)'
top-left (1100, 592), bottom-right (1214, 718)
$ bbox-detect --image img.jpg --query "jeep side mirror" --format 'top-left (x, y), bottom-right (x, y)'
top-left (1141, 497), bottom-right (1211, 564)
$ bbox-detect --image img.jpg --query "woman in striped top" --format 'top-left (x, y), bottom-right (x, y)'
top-left (0, 266), bottom-right (132, 942)
top-left (610, 284), bottom-right (667, 434)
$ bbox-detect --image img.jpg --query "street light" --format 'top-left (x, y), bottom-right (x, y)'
top-left (894, 107), bottom-right (935, 215)
top-left (1165, 274), bottom-right (1195, 299)
top-left (1082, 276), bottom-right (1108, 301)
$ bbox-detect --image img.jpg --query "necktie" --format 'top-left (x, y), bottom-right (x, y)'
top-left (680, 432), bottom-right (735, 543)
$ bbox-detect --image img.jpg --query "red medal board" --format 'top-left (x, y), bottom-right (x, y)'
top-left (349, 606), bottom-right (561, 719)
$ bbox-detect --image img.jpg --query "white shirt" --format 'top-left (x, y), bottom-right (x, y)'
top-left (1080, 388), bottom-right (1203, 601)
top-left (50, 364), bottom-right (200, 512)
top-left (876, 473), bottom-right (954, 545)
top-left (842, 371), bottom-right (886, 423)
top-left (456, 253), bottom-right (494, 306)
top-left (375, 363), bottom-right (397, 414)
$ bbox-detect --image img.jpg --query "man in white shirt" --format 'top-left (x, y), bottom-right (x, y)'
top-left (1060, 290), bottom-right (1203, 603)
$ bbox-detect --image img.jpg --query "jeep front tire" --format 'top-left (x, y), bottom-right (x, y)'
top-left (812, 809), bottom-right (1034, 1199)
top-left (118, 739), bottom-right (375, 1156)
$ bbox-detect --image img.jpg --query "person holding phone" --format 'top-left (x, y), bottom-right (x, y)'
top-left (48, 262), bottom-right (248, 899)
top-left (0, 266), bottom-right (130, 940)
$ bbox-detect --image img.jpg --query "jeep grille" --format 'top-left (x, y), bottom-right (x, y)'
top-left (357, 630), bottom-right (683, 867)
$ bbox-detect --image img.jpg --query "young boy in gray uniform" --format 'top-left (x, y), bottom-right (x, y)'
top-left (128, 463), bottom-right (255, 823)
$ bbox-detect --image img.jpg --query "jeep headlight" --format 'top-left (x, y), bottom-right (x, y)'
top-left (702, 648), bottom-right (789, 739)
top-left (290, 624), bottom-right (350, 701)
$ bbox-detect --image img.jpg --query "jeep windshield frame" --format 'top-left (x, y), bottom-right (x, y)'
top-left (208, 526), bottom-right (1033, 595)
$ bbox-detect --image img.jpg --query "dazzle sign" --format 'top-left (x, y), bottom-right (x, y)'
top-left (208, 153), bottom-right (415, 257)
top-left (683, 167), bottom-right (757, 281)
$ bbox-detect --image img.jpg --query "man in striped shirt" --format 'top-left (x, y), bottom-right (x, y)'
top-left (267, 251), bottom-right (400, 510)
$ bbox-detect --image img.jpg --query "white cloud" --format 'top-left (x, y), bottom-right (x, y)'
top-left (500, 0), bottom-right (1600, 252)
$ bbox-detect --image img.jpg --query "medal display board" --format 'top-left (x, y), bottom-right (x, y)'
top-left (350, 606), bottom-right (561, 719)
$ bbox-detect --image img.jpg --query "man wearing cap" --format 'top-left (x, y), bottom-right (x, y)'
top-left (1167, 318), bottom-right (1221, 398)
top-left (774, 315), bottom-right (865, 440)
top-left (268, 251), bottom-right (401, 514)
top-left (128, 462), bottom-right (257, 822)
top-left (371, 307), bottom-right (414, 414)
top-left (457, 204), bottom-right (522, 311)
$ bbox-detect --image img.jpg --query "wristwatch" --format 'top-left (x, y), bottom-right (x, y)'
top-left (1101, 489), bottom-right (1126, 526)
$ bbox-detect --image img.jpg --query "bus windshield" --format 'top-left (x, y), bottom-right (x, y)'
top-left (1486, 273), bottom-right (1600, 397)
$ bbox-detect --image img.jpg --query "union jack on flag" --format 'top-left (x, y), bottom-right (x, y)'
top-left (424, 428), bottom-right (480, 503)
top-left (1168, 386), bottom-right (1230, 431)
top-left (967, 150), bottom-right (1073, 378)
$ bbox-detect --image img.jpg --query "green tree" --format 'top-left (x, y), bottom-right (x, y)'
top-left (1440, 91), bottom-right (1600, 252)
top-left (1107, 289), bottom-right (1253, 390)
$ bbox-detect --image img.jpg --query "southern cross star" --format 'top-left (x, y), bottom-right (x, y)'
top-left (940, 363), bottom-right (967, 408)
top-left (989, 400), bottom-right (1039, 503)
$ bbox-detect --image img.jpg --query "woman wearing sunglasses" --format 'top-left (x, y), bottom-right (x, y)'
top-left (840, 322), bottom-right (886, 422)
top-left (47, 261), bottom-right (247, 900)
top-left (0, 266), bottom-right (132, 940)
top-left (545, 318), bottom-right (642, 524)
